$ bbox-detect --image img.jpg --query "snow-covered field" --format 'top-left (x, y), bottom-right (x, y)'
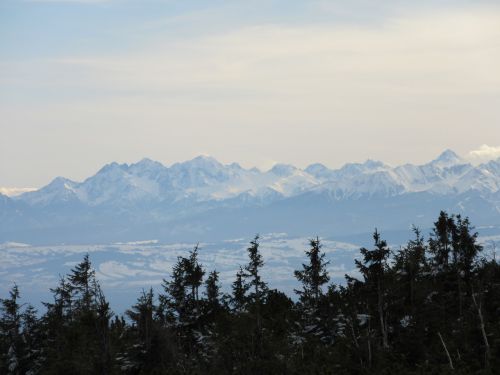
top-left (3, 231), bottom-right (498, 314)
top-left (0, 234), bottom-right (362, 314)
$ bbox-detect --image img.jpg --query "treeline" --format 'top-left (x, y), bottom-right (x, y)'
top-left (1, 211), bottom-right (500, 374)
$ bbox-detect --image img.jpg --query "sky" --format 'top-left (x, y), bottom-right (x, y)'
top-left (1, 0), bottom-right (500, 189)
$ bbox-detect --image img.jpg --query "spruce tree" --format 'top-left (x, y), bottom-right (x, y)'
top-left (123, 288), bottom-right (155, 371)
top-left (243, 235), bottom-right (268, 357)
top-left (391, 227), bottom-right (428, 366)
top-left (160, 257), bottom-right (187, 326)
top-left (453, 215), bottom-right (482, 281)
top-left (230, 266), bottom-right (249, 312)
top-left (42, 255), bottom-right (112, 374)
top-left (1, 212), bottom-right (499, 373)
top-left (244, 235), bottom-right (268, 305)
top-left (429, 211), bottom-right (456, 271)
top-left (21, 305), bottom-right (43, 375)
top-left (393, 226), bottom-right (427, 309)
top-left (294, 237), bottom-right (330, 309)
top-left (204, 270), bottom-right (221, 310)
top-left (355, 229), bottom-right (391, 349)
top-left (185, 245), bottom-right (205, 302)
top-left (68, 253), bottom-right (95, 313)
top-left (0, 285), bottom-right (22, 375)
top-left (159, 247), bottom-right (205, 363)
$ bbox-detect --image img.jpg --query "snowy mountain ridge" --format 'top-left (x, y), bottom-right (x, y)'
top-left (2, 150), bottom-right (500, 244)
top-left (12, 150), bottom-right (500, 207)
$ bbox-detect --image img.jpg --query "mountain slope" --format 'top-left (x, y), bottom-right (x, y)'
top-left (2, 151), bottom-right (500, 244)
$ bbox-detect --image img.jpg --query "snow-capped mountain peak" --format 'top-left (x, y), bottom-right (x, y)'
top-left (304, 163), bottom-right (329, 175)
top-left (269, 163), bottom-right (298, 177)
top-left (95, 161), bottom-right (125, 175)
top-left (128, 158), bottom-right (167, 177)
top-left (133, 157), bottom-right (164, 169)
top-left (17, 176), bottom-right (79, 206)
top-left (5, 151), bottom-right (500, 244)
top-left (429, 149), bottom-right (465, 168)
top-left (12, 150), bottom-right (500, 209)
top-left (172, 155), bottom-right (223, 170)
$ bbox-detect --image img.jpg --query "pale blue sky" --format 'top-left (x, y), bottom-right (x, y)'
top-left (1, 0), bottom-right (500, 188)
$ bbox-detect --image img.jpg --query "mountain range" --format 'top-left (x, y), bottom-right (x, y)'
top-left (2, 150), bottom-right (500, 244)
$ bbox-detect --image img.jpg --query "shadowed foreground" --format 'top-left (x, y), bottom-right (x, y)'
top-left (1, 211), bottom-right (499, 374)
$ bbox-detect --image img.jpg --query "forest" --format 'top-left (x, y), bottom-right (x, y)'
top-left (1, 211), bottom-right (499, 374)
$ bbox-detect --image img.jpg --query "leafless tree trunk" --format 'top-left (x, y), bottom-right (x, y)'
top-left (472, 289), bottom-right (491, 368)
top-left (438, 332), bottom-right (454, 370)
top-left (348, 317), bottom-right (363, 367)
top-left (377, 280), bottom-right (388, 348)
top-left (367, 320), bottom-right (372, 370)
top-left (349, 319), bottom-right (359, 349)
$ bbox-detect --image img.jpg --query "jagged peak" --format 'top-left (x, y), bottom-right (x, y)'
top-left (362, 159), bottom-right (387, 168)
top-left (136, 157), bottom-right (158, 165)
top-left (228, 162), bottom-right (243, 170)
top-left (18, 176), bottom-right (78, 201)
top-left (171, 155), bottom-right (223, 170)
top-left (193, 154), bottom-right (216, 162)
top-left (47, 176), bottom-right (75, 187)
top-left (269, 163), bottom-right (298, 176)
top-left (339, 159), bottom-right (387, 172)
top-left (305, 163), bottom-right (329, 174)
top-left (431, 149), bottom-right (463, 165)
top-left (481, 156), bottom-right (500, 166)
top-left (10, 150), bottom-right (500, 209)
top-left (96, 161), bottom-right (127, 175)
top-left (130, 158), bottom-right (165, 170)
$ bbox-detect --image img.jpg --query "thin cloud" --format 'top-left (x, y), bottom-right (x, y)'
top-left (467, 145), bottom-right (500, 163)
top-left (1, 4), bottom-right (500, 185)
top-left (45, 8), bottom-right (500, 96)
top-left (0, 187), bottom-right (37, 197)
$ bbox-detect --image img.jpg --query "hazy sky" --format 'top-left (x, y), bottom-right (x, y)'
top-left (1, 0), bottom-right (500, 188)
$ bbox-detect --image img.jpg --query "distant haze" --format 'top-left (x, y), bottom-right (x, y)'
top-left (2, 149), bottom-right (500, 246)
top-left (1, 0), bottom-right (499, 188)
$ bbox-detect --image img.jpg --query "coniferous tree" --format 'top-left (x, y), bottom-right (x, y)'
top-left (204, 270), bottom-right (221, 311)
top-left (159, 245), bottom-right (206, 368)
top-left (230, 266), bottom-right (248, 312)
top-left (354, 229), bottom-right (391, 350)
top-left (93, 281), bottom-right (113, 374)
top-left (41, 255), bottom-right (113, 374)
top-left (391, 227), bottom-right (429, 366)
top-left (453, 215), bottom-right (483, 282)
top-left (0, 285), bottom-right (22, 375)
top-left (429, 211), bottom-right (456, 271)
top-left (68, 253), bottom-right (95, 313)
top-left (185, 244), bottom-right (205, 302)
top-left (243, 235), bottom-right (268, 345)
top-left (232, 235), bottom-right (269, 367)
top-left (393, 227), bottom-right (427, 310)
top-left (122, 288), bottom-right (175, 373)
top-left (294, 237), bottom-right (330, 310)
top-left (1, 211), bottom-right (499, 374)
top-left (40, 276), bottom-right (73, 372)
top-left (244, 235), bottom-right (268, 305)
top-left (21, 304), bottom-right (43, 375)
top-left (293, 237), bottom-right (331, 355)
top-left (160, 256), bottom-right (187, 326)
top-left (126, 288), bottom-right (155, 351)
